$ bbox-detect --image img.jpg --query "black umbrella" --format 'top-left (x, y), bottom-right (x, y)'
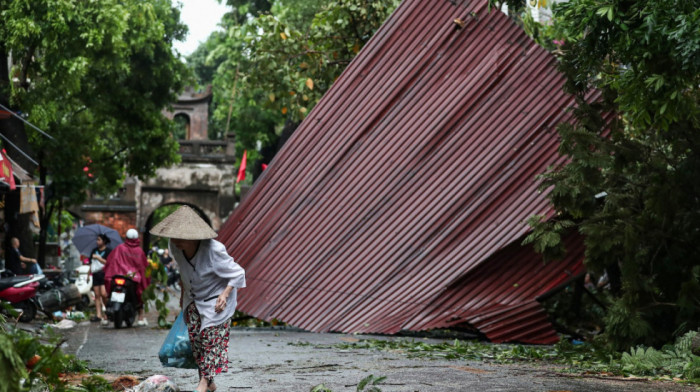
top-left (71, 224), bottom-right (123, 256)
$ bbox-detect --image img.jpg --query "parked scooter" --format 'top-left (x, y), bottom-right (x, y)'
top-left (105, 275), bottom-right (138, 328)
top-left (27, 267), bottom-right (83, 317)
top-left (38, 268), bottom-right (70, 292)
top-left (35, 281), bottom-right (82, 317)
top-left (0, 273), bottom-right (44, 322)
top-left (70, 264), bottom-right (93, 310)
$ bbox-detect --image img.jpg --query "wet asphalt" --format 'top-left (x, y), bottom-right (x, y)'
top-left (47, 290), bottom-right (697, 392)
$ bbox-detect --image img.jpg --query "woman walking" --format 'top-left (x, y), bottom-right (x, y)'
top-left (150, 205), bottom-right (245, 392)
top-left (90, 234), bottom-right (112, 325)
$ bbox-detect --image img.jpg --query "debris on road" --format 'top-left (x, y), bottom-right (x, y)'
top-left (53, 319), bottom-right (77, 329)
top-left (132, 375), bottom-right (179, 392)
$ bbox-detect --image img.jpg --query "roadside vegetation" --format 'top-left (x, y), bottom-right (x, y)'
top-left (0, 303), bottom-right (113, 392)
top-left (493, 0), bottom-right (700, 352)
top-left (293, 330), bottom-right (700, 385)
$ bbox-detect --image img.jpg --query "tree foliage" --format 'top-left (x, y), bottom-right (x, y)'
top-left (223, 0), bottom-right (399, 122)
top-left (509, 0), bottom-right (700, 349)
top-left (0, 0), bottom-right (190, 204)
top-left (198, 0), bottom-right (398, 175)
top-left (0, 305), bottom-right (95, 391)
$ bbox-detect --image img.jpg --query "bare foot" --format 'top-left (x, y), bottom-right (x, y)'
top-left (195, 378), bottom-right (208, 392)
top-left (207, 379), bottom-right (217, 392)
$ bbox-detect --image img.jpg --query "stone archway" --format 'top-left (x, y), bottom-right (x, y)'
top-left (172, 113), bottom-right (191, 140)
top-left (80, 84), bottom-right (238, 251)
top-left (136, 161), bottom-right (235, 232)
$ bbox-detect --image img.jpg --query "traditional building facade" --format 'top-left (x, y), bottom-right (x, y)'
top-left (78, 86), bottom-right (237, 248)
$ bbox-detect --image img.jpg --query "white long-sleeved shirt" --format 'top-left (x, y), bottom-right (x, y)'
top-left (170, 239), bottom-right (246, 331)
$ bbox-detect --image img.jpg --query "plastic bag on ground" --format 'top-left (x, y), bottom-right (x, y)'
top-left (133, 375), bottom-right (179, 392)
top-left (158, 311), bottom-right (197, 369)
top-left (53, 319), bottom-right (77, 329)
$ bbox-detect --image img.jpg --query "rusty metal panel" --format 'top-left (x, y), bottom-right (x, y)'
top-left (218, 0), bottom-right (584, 344)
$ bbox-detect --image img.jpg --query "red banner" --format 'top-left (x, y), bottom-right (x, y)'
top-left (0, 151), bottom-right (16, 190)
top-left (236, 150), bottom-right (247, 183)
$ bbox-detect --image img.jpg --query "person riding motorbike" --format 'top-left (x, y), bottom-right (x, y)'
top-left (104, 229), bottom-right (150, 326)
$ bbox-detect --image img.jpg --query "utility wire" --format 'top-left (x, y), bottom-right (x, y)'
top-left (0, 102), bottom-right (55, 140)
top-left (0, 132), bottom-right (39, 166)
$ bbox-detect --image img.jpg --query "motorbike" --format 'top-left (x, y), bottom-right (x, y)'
top-left (38, 268), bottom-right (70, 292)
top-left (105, 275), bottom-right (139, 329)
top-left (30, 267), bottom-right (83, 317)
top-left (0, 272), bottom-right (44, 322)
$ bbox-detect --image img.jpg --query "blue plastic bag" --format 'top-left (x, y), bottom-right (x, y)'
top-left (158, 311), bottom-right (197, 369)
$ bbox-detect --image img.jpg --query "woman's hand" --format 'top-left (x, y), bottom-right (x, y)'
top-left (214, 293), bottom-right (227, 313)
top-left (215, 286), bottom-right (234, 313)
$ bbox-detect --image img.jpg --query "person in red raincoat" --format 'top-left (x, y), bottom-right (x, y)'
top-left (104, 228), bottom-right (151, 326)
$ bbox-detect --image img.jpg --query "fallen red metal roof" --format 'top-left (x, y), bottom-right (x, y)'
top-left (218, 0), bottom-right (584, 344)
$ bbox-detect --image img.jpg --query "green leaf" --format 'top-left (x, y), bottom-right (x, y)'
top-left (311, 384), bottom-right (333, 392)
top-left (596, 6), bottom-right (610, 18)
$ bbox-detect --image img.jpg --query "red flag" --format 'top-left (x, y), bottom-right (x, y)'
top-left (261, 163), bottom-right (268, 171)
top-left (0, 150), bottom-right (16, 190)
top-left (236, 150), bottom-right (247, 183)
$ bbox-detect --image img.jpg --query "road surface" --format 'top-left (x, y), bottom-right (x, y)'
top-left (55, 314), bottom-right (696, 392)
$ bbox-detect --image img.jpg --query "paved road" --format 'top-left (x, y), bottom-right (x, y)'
top-left (56, 315), bottom-right (697, 392)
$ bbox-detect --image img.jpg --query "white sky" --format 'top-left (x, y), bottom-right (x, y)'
top-left (172, 0), bottom-right (230, 56)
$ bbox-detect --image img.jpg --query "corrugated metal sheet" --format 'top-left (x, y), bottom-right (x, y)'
top-left (218, 0), bottom-right (584, 344)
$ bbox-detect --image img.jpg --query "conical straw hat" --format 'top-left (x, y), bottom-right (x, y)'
top-left (149, 205), bottom-right (217, 240)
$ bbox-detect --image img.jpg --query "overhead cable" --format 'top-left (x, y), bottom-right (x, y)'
top-left (0, 103), bottom-right (55, 140)
top-left (0, 132), bottom-right (39, 166)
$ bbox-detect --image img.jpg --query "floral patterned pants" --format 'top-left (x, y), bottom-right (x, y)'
top-left (184, 302), bottom-right (231, 381)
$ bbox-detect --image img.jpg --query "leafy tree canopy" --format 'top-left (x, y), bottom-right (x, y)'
top-left (188, 0), bottom-right (398, 176)
top-left (0, 0), bottom-right (191, 204)
top-left (499, 0), bottom-right (700, 349)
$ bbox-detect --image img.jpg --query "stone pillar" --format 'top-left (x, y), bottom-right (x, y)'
top-left (225, 133), bottom-right (236, 158)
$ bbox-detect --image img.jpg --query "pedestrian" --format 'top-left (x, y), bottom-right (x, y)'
top-left (104, 228), bottom-right (150, 326)
top-left (6, 237), bottom-right (42, 275)
top-left (160, 247), bottom-right (180, 288)
top-left (90, 233), bottom-right (112, 324)
top-left (149, 205), bottom-right (245, 392)
top-left (160, 248), bottom-right (173, 267)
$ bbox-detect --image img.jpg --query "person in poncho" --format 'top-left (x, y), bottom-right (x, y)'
top-left (150, 205), bottom-right (245, 392)
top-left (104, 228), bottom-right (150, 326)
